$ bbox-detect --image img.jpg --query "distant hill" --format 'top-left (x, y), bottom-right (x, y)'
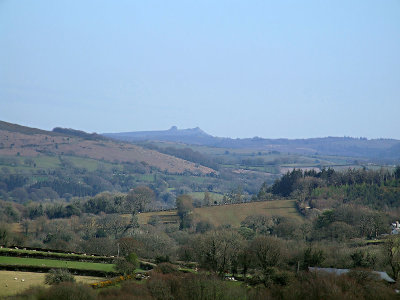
top-left (52, 127), bottom-right (108, 141)
top-left (0, 121), bottom-right (215, 175)
top-left (103, 127), bottom-right (400, 161)
top-left (104, 126), bottom-right (215, 145)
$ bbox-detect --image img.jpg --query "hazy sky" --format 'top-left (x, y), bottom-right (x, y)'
top-left (1, 1), bottom-right (399, 139)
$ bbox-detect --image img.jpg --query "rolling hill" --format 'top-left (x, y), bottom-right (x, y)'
top-left (0, 121), bottom-right (215, 175)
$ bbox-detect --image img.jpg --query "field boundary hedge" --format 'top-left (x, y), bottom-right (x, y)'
top-left (0, 249), bottom-right (114, 263)
top-left (0, 264), bottom-right (119, 277)
top-left (4, 245), bottom-right (104, 256)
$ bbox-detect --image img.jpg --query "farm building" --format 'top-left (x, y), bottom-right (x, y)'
top-left (391, 221), bottom-right (400, 235)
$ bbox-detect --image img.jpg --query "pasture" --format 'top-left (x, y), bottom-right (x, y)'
top-left (0, 270), bottom-right (102, 297)
top-left (138, 199), bottom-right (303, 227)
top-left (193, 199), bottom-right (302, 227)
top-left (0, 256), bottom-right (115, 272)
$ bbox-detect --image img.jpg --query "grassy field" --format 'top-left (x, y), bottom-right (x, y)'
top-left (0, 248), bottom-right (110, 262)
top-left (0, 256), bottom-right (115, 272)
top-left (0, 270), bottom-right (103, 297)
top-left (138, 199), bottom-right (303, 227)
top-left (193, 200), bottom-right (302, 227)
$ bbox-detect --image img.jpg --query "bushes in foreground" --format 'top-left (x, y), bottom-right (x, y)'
top-left (14, 271), bottom-right (397, 300)
top-left (14, 283), bottom-right (96, 300)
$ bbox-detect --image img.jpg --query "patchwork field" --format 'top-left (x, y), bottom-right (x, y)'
top-left (0, 127), bottom-right (215, 175)
top-left (138, 199), bottom-right (302, 227)
top-left (0, 270), bottom-right (103, 297)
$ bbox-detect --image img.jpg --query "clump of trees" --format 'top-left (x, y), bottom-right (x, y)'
top-left (115, 252), bottom-right (139, 275)
top-left (258, 167), bottom-right (400, 218)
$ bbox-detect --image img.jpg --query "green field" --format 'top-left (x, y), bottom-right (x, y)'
top-left (0, 256), bottom-right (115, 272)
top-left (0, 248), bottom-right (110, 262)
top-left (138, 199), bottom-right (303, 227)
top-left (0, 270), bottom-right (103, 297)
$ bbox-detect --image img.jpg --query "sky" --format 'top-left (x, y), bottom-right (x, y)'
top-left (0, 0), bottom-right (399, 139)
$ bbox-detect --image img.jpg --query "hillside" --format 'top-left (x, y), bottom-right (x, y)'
top-left (104, 127), bottom-right (400, 161)
top-left (0, 121), bottom-right (215, 175)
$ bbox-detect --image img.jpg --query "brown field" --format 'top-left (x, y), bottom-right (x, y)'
top-left (0, 129), bottom-right (215, 175)
top-left (137, 199), bottom-right (302, 227)
top-left (137, 210), bottom-right (180, 225)
top-left (0, 270), bottom-right (103, 297)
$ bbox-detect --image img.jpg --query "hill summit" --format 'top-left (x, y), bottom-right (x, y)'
top-left (103, 126), bottom-right (212, 144)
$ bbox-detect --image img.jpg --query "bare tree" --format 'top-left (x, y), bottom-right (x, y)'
top-left (251, 236), bottom-right (284, 286)
top-left (125, 186), bottom-right (155, 213)
top-left (196, 229), bottom-right (244, 276)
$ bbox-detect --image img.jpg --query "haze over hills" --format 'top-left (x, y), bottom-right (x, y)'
top-left (104, 127), bottom-right (400, 161)
top-left (103, 126), bottom-right (213, 145)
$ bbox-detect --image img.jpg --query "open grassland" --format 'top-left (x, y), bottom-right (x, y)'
top-left (193, 200), bottom-right (302, 227)
top-left (0, 256), bottom-right (115, 272)
top-left (0, 270), bottom-right (103, 297)
top-left (138, 199), bottom-right (302, 227)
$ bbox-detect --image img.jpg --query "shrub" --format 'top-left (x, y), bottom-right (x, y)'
top-left (44, 282), bottom-right (96, 300)
top-left (178, 273), bottom-right (247, 300)
top-left (153, 263), bottom-right (179, 274)
top-left (271, 269), bottom-right (293, 286)
top-left (15, 285), bottom-right (47, 299)
top-left (91, 275), bottom-right (132, 289)
top-left (350, 250), bottom-right (376, 268)
top-left (301, 247), bottom-right (325, 270)
top-left (126, 252), bottom-right (139, 267)
top-left (16, 282), bottom-right (95, 300)
top-left (285, 272), bottom-right (396, 300)
top-left (146, 273), bottom-right (174, 300)
top-left (115, 258), bottom-right (136, 275)
top-left (44, 268), bottom-right (75, 285)
top-left (195, 220), bottom-right (214, 233)
top-left (155, 255), bottom-right (170, 264)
